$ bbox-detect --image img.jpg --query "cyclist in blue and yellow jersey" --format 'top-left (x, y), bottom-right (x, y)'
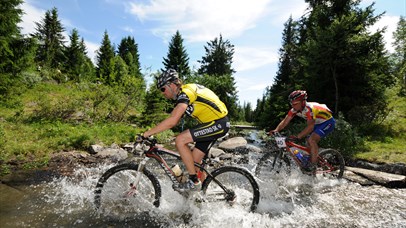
top-left (270, 90), bottom-right (335, 173)
top-left (143, 69), bottom-right (230, 192)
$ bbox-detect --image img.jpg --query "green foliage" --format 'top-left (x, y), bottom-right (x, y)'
top-left (117, 36), bottom-right (143, 82)
top-left (256, 17), bottom-right (299, 128)
top-left (391, 16), bottom-right (406, 95)
top-left (255, 0), bottom-right (397, 140)
top-left (140, 73), bottom-right (172, 125)
top-left (0, 0), bottom-right (24, 73)
top-left (195, 35), bottom-right (239, 120)
top-left (301, 0), bottom-right (393, 128)
top-left (319, 114), bottom-right (366, 158)
top-left (32, 7), bottom-right (66, 69)
top-left (96, 30), bottom-right (115, 85)
top-left (0, 80), bottom-right (151, 173)
top-left (162, 30), bottom-right (191, 81)
top-left (198, 34), bottom-right (236, 75)
top-left (64, 29), bottom-right (95, 82)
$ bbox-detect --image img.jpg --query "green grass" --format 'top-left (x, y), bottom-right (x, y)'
top-left (358, 138), bottom-right (406, 163)
top-left (0, 81), bottom-right (405, 175)
top-left (353, 86), bottom-right (406, 164)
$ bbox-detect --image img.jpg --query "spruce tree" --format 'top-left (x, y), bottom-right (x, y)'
top-left (96, 30), bottom-right (115, 85)
top-left (197, 34), bottom-right (239, 119)
top-left (32, 7), bottom-right (65, 69)
top-left (64, 29), bottom-right (88, 82)
top-left (301, 0), bottom-right (393, 127)
top-left (162, 30), bottom-right (191, 81)
top-left (198, 34), bottom-right (236, 75)
top-left (0, 0), bottom-right (37, 99)
top-left (0, 0), bottom-right (23, 73)
top-left (392, 16), bottom-right (406, 95)
top-left (256, 17), bottom-right (300, 128)
top-left (117, 36), bottom-right (142, 81)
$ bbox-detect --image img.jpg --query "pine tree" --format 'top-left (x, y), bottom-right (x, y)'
top-left (0, 0), bottom-right (37, 99)
top-left (198, 34), bottom-right (236, 75)
top-left (64, 29), bottom-right (88, 81)
top-left (141, 72), bottom-right (173, 125)
top-left (32, 7), bottom-right (65, 69)
top-left (162, 30), bottom-right (191, 81)
top-left (301, 0), bottom-right (393, 127)
top-left (256, 17), bottom-right (300, 128)
top-left (392, 16), bottom-right (406, 95)
top-left (96, 30), bottom-right (115, 85)
top-left (117, 36), bottom-right (142, 81)
top-left (197, 34), bottom-right (239, 119)
top-left (0, 0), bottom-right (23, 73)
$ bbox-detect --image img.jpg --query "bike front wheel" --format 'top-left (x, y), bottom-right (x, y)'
top-left (201, 166), bottom-right (260, 212)
top-left (254, 149), bottom-right (291, 180)
top-left (317, 148), bottom-right (345, 179)
top-left (94, 163), bottom-right (161, 216)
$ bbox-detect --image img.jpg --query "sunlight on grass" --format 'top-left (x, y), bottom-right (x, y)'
top-left (357, 137), bottom-right (406, 164)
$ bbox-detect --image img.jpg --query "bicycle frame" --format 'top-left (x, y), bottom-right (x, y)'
top-left (273, 134), bottom-right (336, 172)
top-left (132, 139), bottom-right (230, 193)
top-left (94, 138), bottom-right (261, 212)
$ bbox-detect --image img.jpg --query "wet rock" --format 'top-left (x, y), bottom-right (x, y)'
top-left (218, 137), bottom-right (247, 151)
top-left (347, 159), bottom-right (406, 176)
top-left (345, 166), bottom-right (406, 188)
top-left (209, 148), bottom-right (225, 158)
top-left (89, 144), bottom-right (103, 154)
top-left (95, 148), bottom-right (128, 161)
top-left (343, 170), bottom-right (376, 186)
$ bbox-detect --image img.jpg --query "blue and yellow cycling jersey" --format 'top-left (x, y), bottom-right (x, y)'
top-left (176, 84), bottom-right (228, 123)
top-left (288, 102), bottom-right (333, 124)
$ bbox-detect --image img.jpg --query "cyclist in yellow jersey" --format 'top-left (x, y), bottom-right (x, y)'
top-left (270, 90), bottom-right (335, 173)
top-left (143, 69), bottom-right (229, 192)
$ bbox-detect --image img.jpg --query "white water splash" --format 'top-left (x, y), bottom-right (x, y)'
top-left (2, 163), bottom-right (405, 228)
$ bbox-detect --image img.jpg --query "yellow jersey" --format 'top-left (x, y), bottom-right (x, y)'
top-left (176, 84), bottom-right (228, 123)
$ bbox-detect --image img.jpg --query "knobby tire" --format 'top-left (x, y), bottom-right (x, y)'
top-left (201, 166), bottom-right (260, 212)
top-left (94, 163), bottom-right (161, 215)
top-left (255, 150), bottom-right (291, 178)
top-left (318, 148), bottom-right (345, 179)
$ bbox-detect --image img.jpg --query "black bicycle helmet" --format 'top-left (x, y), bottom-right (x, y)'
top-left (288, 90), bottom-right (307, 103)
top-left (157, 68), bottom-right (179, 89)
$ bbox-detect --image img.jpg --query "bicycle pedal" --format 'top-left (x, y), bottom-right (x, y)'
top-left (227, 195), bottom-right (237, 206)
top-left (194, 192), bottom-right (206, 203)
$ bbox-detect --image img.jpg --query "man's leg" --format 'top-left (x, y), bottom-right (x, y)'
top-left (175, 130), bottom-right (196, 175)
top-left (307, 133), bottom-right (321, 165)
top-left (173, 130), bottom-right (203, 192)
top-left (192, 147), bottom-right (206, 181)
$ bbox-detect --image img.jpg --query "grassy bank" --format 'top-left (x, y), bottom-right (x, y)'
top-left (0, 82), bottom-right (405, 175)
top-left (354, 87), bottom-right (406, 164)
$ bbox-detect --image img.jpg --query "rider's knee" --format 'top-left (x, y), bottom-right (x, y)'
top-left (175, 134), bottom-right (189, 146)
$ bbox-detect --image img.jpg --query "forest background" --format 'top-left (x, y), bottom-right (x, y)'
top-left (0, 0), bottom-right (405, 175)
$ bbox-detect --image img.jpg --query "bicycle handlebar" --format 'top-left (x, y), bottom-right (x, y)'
top-left (135, 135), bottom-right (157, 147)
top-left (268, 132), bottom-right (300, 143)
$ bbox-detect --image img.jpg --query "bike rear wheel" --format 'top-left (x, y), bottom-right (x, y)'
top-left (201, 166), bottom-right (260, 212)
top-left (317, 149), bottom-right (345, 179)
top-left (254, 150), bottom-right (291, 180)
top-left (94, 163), bottom-right (161, 216)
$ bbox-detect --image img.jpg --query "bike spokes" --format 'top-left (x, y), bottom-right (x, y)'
top-left (317, 149), bottom-right (345, 179)
top-left (95, 167), bottom-right (160, 216)
top-left (202, 167), bottom-right (259, 212)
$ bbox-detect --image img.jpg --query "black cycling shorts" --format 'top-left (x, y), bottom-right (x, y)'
top-left (189, 116), bottom-right (230, 154)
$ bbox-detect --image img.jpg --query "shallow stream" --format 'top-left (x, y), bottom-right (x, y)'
top-left (1, 160), bottom-right (405, 227)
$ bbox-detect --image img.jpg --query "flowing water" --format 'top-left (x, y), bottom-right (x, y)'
top-left (1, 161), bottom-right (405, 228)
top-left (1, 132), bottom-right (405, 228)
